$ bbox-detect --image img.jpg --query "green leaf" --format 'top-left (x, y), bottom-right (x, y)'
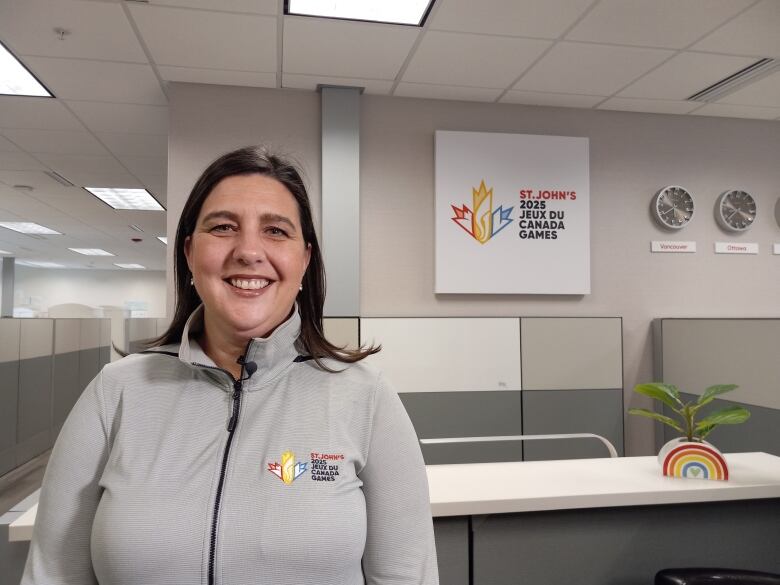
top-left (628, 408), bottom-right (685, 433)
top-left (696, 384), bottom-right (739, 407)
top-left (633, 383), bottom-right (683, 410)
top-left (694, 424), bottom-right (716, 440)
top-left (695, 406), bottom-right (751, 430)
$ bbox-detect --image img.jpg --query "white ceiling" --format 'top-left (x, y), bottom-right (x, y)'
top-left (1, 0), bottom-right (779, 271)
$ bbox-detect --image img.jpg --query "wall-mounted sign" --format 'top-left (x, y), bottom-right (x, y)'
top-left (773, 243), bottom-right (780, 255)
top-left (435, 131), bottom-right (590, 294)
top-left (651, 241), bottom-right (696, 253)
top-left (715, 242), bottom-right (758, 255)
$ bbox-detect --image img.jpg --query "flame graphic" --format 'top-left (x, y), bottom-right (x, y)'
top-left (268, 451), bottom-right (308, 484)
top-left (451, 180), bottom-right (513, 244)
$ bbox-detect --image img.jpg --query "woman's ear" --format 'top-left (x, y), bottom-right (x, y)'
top-left (184, 235), bottom-right (193, 273)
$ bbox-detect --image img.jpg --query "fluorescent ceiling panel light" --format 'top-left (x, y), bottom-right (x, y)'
top-left (114, 263), bottom-right (146, 269)
top-left (0, 40), bottom-right (52, 97)
top-left (0, 222), bottom-right (62, 235)
top-left (69, 248), bottom-right (115, 256)
top-left (85, 187), bottom-right (165, 211)
top-left (0, 249), bottom-right (12, 254)
top-left (157, 236), bottom-right (168, 244)
top-left (16, 260), bottom-right (65, 268)
top-left (286, 0), bottom-right (434, 25)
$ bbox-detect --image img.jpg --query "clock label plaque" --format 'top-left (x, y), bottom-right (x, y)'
top-left (651, 241), bottom-right (696, 253)
top-left (714, 242), bottom-right (758, 255)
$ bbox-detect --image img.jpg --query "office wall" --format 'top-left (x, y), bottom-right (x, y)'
top-left (14, 266), bottom-right (166, 317)
top-left (169, 83), bottom-right (780, 455)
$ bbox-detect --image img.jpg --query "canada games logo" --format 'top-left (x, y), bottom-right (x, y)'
top-left (267, 451), bottom-right (308, 485)
top-left (451, 180), bottom-right (513, 244)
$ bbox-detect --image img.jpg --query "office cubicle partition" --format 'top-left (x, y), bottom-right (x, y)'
top-left (655, 318), bottom-right (780, 456)
top-left (360, 316), bottom-right (624, 464)
top-left (0, 318), bottom-right (111, 477)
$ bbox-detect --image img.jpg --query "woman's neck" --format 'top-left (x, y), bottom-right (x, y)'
top-left (198, 321), bottom-right (249, 380)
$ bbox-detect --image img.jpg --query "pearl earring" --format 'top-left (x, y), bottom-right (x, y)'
top-left (299, 284), bottom-right (303, 291)
top-left (190, 277), bottom-right (194, 286)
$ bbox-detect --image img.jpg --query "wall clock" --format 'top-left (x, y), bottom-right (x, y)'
top-left (716, 189), bottom-right (757, 232)
top-left (653, 186), bottom-right (694, 229)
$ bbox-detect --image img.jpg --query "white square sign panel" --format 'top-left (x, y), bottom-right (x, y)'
top-left (435, 131), bottom-right (590, 294)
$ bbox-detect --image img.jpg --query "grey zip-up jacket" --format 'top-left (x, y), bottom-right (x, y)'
top-left (21, 307), bottom-right (439, 585)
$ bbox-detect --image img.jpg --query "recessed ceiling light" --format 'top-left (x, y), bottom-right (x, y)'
top-left (157, 236), bottom-right (168, 245)
top-left (114, 263), bottom-right (146, 269)
top-left (69, 248), bottom-right (115, 256)
top-left (85, 187), bottom-right (165, 211)
top-left (0, 222), bottom-right (62, 235)
top-left (0, 40), bottom-right (53, 97)
top-left (286, 0), bottom-right (435, 26)
top-left (16, 260), bottom-right (65, 268)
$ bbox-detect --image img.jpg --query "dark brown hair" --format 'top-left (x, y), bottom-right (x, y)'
top-left (153, 146), bottom-right (379, 369)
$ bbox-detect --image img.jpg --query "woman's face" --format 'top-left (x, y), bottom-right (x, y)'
top-left (184, 174), bottom-right (311, 341)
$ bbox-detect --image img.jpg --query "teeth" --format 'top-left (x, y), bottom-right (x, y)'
top-left (230, 278), bottom-right (270, 290)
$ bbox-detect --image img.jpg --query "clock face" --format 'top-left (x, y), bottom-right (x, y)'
top-left (654, 186), bottom-right (694, 229)
top-left (717, 190), bottom-right (756, 232)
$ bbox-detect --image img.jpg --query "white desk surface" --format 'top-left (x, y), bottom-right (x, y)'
top-left (426, 452), bottom-right (780, 517)
top-left (10, 453), bottom-right (780, 541)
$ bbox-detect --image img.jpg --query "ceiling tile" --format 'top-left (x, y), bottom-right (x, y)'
top-left (597, 97), bottom-right (699, 115)
top-left (0, 97), bottom-right (83, 130)
top-left (24, 57), bottom-right (167, 105)
top-left (0, 171), bottom-right (77, 192)
top-left (500, 90), bottom-right (604, 108)
top-left (690, 103), bottom-right (780, 120)
top-left (394, 83), bottom-right (502, 102)
top-left (566, 0), bottom-right (753, 49)
top-left (129, 4), bottom-right (277, 71)
top-left (147, 0), bottom-right (278, 14)
top-left (514, 42), bottom-right (673, 95)
top-left (618, 52), bottom-right (758, 100)
top-left (281, 73), bottom-right (393, 95)
top-left (0, 136), bottom-right (20, 151)
top-left (716, 71), bottom-right (780, 108)
top-left (1, 129), bottom-right (109, 155)
top-left (0, 151), bottom-right (47, 171)
top-left (283, 16), bottom-right (419, 79)
top-left (119, 155), bottom-right (168, 178)
top-left (35, 154), bottom-right (129, 182)
top-left (691, 0), bottom-right (780, 58)
top-left (403, 31), bottom-right (551, 88)
top-left (429, 0), bottom-right (593, 38)
top-left (66, 101), bottom-right (169, 134)
top-left (158, 66), bottom-right (277, 88)
top-left (96, 133), bottom-right (168, 158)
top-left (0, 0), bottom-right (147, 62)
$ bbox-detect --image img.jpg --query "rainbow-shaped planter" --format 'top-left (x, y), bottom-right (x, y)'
top-left (659, 440), bottom-right (728, 481)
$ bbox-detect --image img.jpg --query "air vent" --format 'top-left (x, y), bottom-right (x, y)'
top-left (688, 58), bottom-right (778, 102)
top-left (129, 224), bottom-right (145, 233)
top-left (43, 170), bottom-right (74, 187)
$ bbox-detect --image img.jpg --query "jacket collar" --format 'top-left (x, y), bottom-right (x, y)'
top-left (178, 304), bottom-right (303, 389)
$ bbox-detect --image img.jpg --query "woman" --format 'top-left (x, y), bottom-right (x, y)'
top-left (22, 146), bottom-right (439, 585)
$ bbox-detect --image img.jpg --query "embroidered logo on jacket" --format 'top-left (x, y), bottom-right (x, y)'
top-left (268, 451), bottom-right (308, 485)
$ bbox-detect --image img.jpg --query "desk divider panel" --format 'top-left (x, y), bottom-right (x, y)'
top-left (79, 319), bottom-right (101, 392)
top-left (323, 317), bottom-right (359, 349)
top-left (126, 319), bottom-right (158, 354)
top-left (16, 319), bottom-right (54, 465)
top-left (655, 318), bottom-right (780, 455)
top-left (52, 319), bottom-right (81, 436)
top-left (0, 320), bottom-right (21, 476)
top-left (99, 319), bottom-right (111, 367)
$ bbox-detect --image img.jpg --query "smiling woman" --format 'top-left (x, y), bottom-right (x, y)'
top-left (21, 146), bottom-right (440, 585)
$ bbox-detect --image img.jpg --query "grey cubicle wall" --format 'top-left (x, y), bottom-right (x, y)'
top-left (654, 318), bottom-right (780, 456)
top-left (125, 318), bottom-right (170, 354)
top-left (360, 316), bottom-right (624, 464)
top-left (0, 318), bottom-right (111, 478)
top-left (520, 317), bottom-right (624, 460)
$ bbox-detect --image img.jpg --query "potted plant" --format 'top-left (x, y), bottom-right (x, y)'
top-left (629, 383), bottom-right (750, 480)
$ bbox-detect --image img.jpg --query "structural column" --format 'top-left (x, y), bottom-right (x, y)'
top-left (1, 257), bottom-right (14, 317)
top-left (321, 86), bottom-right (361, 317)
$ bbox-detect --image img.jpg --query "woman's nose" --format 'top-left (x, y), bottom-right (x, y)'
top-left (232, 229), bottom-right (267, 264)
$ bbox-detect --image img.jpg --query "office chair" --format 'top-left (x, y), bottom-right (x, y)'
top-left (656, 568), bottom-right (780, 585)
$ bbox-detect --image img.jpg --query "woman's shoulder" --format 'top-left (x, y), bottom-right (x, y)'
top-left (98, 345), bottom-right (186, 384)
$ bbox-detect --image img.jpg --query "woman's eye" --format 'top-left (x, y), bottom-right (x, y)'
top-left (210, 224), bottom-right (236, 233)
top-left (266, 226), bottom-right (288, 237)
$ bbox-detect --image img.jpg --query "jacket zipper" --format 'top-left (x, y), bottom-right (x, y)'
top-left (197, 349), bottom-right (250, 585)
